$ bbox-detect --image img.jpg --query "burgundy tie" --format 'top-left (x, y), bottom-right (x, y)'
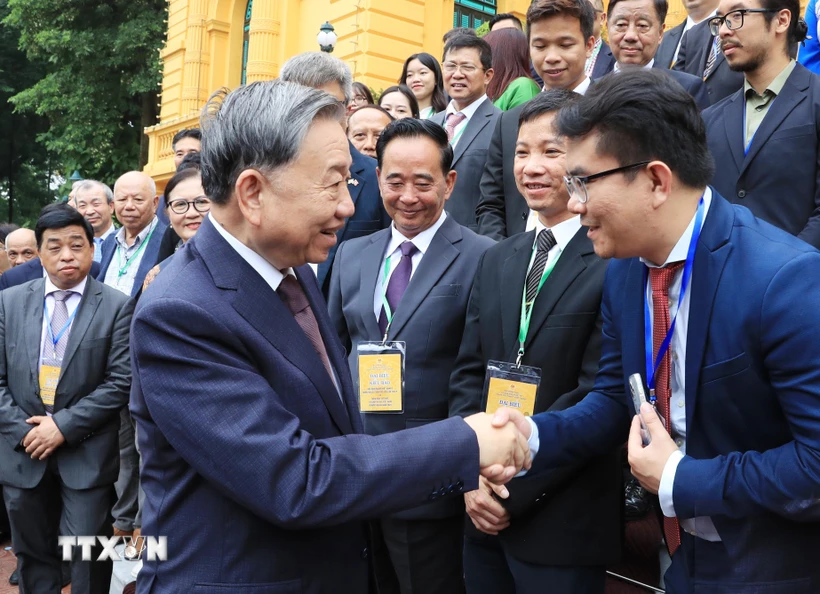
top-left (378, 241), bottom-right (418, 335)
top-left (277, 275), bottom-right (336, 388)
top-left (649, 262), bottom-right (684, 556)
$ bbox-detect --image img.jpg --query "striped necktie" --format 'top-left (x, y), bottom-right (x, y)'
top-left (703, 36), bottom-right (720, 80)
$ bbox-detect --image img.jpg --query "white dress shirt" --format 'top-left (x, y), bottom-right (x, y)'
top-left (444, 95), bottom-right (488, 149)
top-left (373, 211), bottom-right (447, 321)
top-left (40, 276), bottom-right (87, 365)
top-left (642, 188), bottom-right (721, 542)
top-left (672, 9), bottom-right (719, 64)
top-left (572, 76), bottom-right (592, 95)
top-left (209, 214), bottom-right (289, 291)
top-left (613, 59), bottom-right (655, 73)
top-left (103, 217), bottom-right (158, 296)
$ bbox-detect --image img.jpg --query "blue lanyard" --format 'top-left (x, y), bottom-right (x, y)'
top-left (44, 297), bottom-right (79, 352)
top-left (643, 196), bottom-right (705, 400)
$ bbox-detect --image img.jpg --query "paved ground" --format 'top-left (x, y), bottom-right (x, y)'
top-left (0, 536), bottom-right (71, 594)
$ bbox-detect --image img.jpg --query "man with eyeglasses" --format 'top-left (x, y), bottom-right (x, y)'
top-left (701, 0), bottom-right (820, 247)
top-left (73, 180), bottom-right (116, 263)
top-left (431, 34), bottom-right (501, 231)
top-left (493, 68), bottom-right (820, 593)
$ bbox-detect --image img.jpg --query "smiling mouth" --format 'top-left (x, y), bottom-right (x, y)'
top-left (525, 182), bottom-right (550, 190)
top-left (543, 68), bottom-right (566, 76)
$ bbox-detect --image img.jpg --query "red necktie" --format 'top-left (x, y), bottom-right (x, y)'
top-left (649, 262), bottom-right (684, 556)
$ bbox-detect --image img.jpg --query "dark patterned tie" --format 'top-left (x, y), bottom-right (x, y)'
top-left (649, 262), bottom-right (684, 556)
top-left (525, 229), bottom-right (557, 306)
top-left (378, 241), bottom-right (418, 335)
top-left (703, 36), bottom-right (720, 80)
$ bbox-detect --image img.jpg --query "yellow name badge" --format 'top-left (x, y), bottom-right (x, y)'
top-left (357, 341), bottom-right (406, 413)
top-left (38, 364), bottom-right (61, 407)
top-left (483, 360), bottom-right (541, 417)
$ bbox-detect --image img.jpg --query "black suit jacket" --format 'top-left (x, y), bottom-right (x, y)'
top-left (703, 62), bottom-right (820, 247)
top-left (449, 226), bottom-right (622, 566)
top-left (655, 20), bottom-right (686, 69)
top-left (651, 63), bottom-right (712, 110)
top-left (0, 258), bottom-right (101, 290)
top-left (591, 41), bottom-right (616, 79)
top-left (674, 20), bottom-right (745, 105)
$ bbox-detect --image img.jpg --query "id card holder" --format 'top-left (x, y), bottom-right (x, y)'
top-left (357, 341), bottom-right (405, 414)
top-left (39, 358), bottom-right (61, 408)
top-left (483, 360), bottom-right (540, 416)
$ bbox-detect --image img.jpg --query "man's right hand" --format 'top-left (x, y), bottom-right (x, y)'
top-left (464, 411), bottom-right (531, 485)
top-left (465, 475), bottom-right (511, 535)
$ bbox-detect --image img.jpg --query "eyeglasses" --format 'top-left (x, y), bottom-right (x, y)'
top-left (352, 95), bottom-right (368, 105)
top-left (442, 62), bottom-right (481, 75)
top-left (563, 161), bottom-right (650, 203)
top-left (168, 196), bottom-right (211, 215)
top-left (707, 9), bottom-right (776, 36)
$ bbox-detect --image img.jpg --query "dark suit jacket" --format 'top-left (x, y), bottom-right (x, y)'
top-left (130, 217), bottom-right (480, 593)
top-left (531, 193), bottom-right (820, 592)
top-left (591, 41), bottom-right (616, 79)
top-left (651, 62), bottom-right (712, 110)
top-left (97, 219), bottom-right (169, 298)
top-left (328, 215), bottom-right (494, 520)
top-left (449, 225), bottom-right (622, 566)
top-left (0, 276), bottom-right (133, 490)
top-left (432, 99), bottom-right (502, 231)
top-left (316, 142), bottom-right (391, 294)
top-left (674, 20), bottom-right (745, 105)
top-left (655, 20), bottom-right (686, 69)
top-left (0, 257), bottom-right (100, 290)
top-left (703, 62), bottom-right (820, 247)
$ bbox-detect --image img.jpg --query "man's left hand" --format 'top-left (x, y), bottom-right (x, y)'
top-left (24, 416), bottom-right (66, 460)
top-left (627, 403), bottom-right (679, 494)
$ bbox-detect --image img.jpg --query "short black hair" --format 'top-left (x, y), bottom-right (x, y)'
top-left (379, 85), bottom-right (421, 119)
top-left (164, 168), bottom-right (202, 203)
top-left (35, 204), bottom-right (94, 248)
top-left (177, 151), bottom-right (202, 172)
top-left (443, 27), bottom-right (477, 44)
top-left (443, 34), bottom-right (493, 71)
top-left (172, 128), bottom-right (201, 149)
top-left (607, 0), bottom-right (667, 23)
top-left (528, 0), bottom-right (595, 41)
top-left (760, 0), bottom-right (808, 48)
top-left (376, 118), bottom-right (454, 176)
top-left (556, 70), bottom-right (714, 189)
top-left (489, 13), bottom-right (523, 30)
top-left (518, 88), bottom-right (579, 129)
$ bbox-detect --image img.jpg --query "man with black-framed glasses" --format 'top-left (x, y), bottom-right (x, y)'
top-left (701, 0), bottom-right (820, 247)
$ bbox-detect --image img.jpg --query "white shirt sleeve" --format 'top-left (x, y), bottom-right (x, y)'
top-left (659, 449), bottom-right (685, 517)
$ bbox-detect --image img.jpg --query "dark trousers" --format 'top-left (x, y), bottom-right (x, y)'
top-left (371, 515), bottom-right (465, 594)
top-left (113, 407), bottom-right (140, 531)
top-left (3, 461), bottom-right (113, 594)
top-left (0, 487), bottom-right (10, 536)
top-left (464, 534), bottom-right (606, 594)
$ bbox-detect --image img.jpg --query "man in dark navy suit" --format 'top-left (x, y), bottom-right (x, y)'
top-left (673, 19), bottom-right (744, 104)
top-left (280, 51), bottom-right (390, 294)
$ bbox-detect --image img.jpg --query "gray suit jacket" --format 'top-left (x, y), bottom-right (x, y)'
top-left (432, 99), bottom-right (502, 230)
top-left (0, 276), bottom-right (133, 490)
top-left (328, 215), bottom-right (494, 519)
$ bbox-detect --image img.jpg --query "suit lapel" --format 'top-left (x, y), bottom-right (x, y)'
top-left (59, 278), bottom-right (102, 380)
top-left (24, 280), bottom-right (45, 383)
top-left (623, 259), bottom-right (647, 382)
top-left (524, 229), bottom-right (590, 351)
top-left (132, 222), bottom-right (166, 296)
top-left (388, 217), bottom-right (461, 338)
top-left (500, 233), bottom-right (535, 360)
top-left (452, 101), bottom-right (494, 166)
top-left (723, 93), bottom-right (745, 171)
top-left (359, 230), bottom-right (391, 339)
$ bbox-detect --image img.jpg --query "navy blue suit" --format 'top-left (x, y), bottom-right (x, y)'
top-left (590, 42), bottom-right (616, 79)
top-left (130, 217), bottom-right (480, 593)
top-left (96, 220), bottom-right (168, 298)
top-left (703, 62), bottom-right (820, 248)
top-left (316, 142), bottom-right (390, 293)
top-left (529, 192), bottom-right (820, 592)
top-left (0, 258), bottom-right (100, 290)
top-left (650, 63), bottom-right (711, 111)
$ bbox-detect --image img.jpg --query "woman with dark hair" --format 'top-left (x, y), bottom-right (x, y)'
top-left (483, 28), bottom-right (541, 111)
top-left (378, 84), bottom-right (420, 119)
top-left (400, 53), bottom-right (448, 118)
top-left (351, 81), bottom-right (374, 111)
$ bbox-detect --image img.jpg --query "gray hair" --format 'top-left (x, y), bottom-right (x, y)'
top-left (280, 52), bottom-right (353, 105)
top-left (199, 80), bottom-right (345, 205)
top-left (74, 180), bottom-right (114, 204)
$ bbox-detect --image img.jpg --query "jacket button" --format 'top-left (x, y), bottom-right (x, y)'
top-left (737, 190), bottom-right (746, 198)
top-left (521, 212), bottom-right (527, 220)
top-left (429, 492), bottom-right (438, 501)
top-left (456, 480), bottom-right (464, 490)
top-left (361, 547), bottom-right (369, 560)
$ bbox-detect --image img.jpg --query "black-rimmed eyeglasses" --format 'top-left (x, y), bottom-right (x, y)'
top-left (563, 161), bottom-right (650, 204)
top-left (707, 9), bottom-right (777, 37)
top-left (168, 196), bottom-right (211, 215)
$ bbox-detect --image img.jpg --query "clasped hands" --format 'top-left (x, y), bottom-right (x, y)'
top-left (22, 415), bottom-right (66, 460)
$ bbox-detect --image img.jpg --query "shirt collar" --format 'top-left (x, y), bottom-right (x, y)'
top-left (533, 215), bottom-right (582, 252)
top-left (208, 213), bottom-right (291, 292)
top-left (115, 216), bottom-right (158, 249)
top-left (640, 187), bottom-right (712, 268)
top-left (572, 76), bottom-right (592, 95)
top-left (613, 59), bottom-right (655, 73)
top-left (44, 275), bottom-right (88, 298)
top-left (744, 59), bottom-right (796, 98)
top-left (385, 211), bottom-right (447, 259)
top-left (445, 95), bottom-right (487, 120)
top-left (98, 224), bottom-right (116, 242)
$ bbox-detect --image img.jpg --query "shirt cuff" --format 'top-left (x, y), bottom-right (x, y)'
top-left (659, 449), bottom-right (685, 517)
top-left (516, 417), bottom-right (541, 477)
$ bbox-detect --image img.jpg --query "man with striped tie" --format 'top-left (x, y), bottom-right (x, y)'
top-left (0, 204), bottom-right (133, 594)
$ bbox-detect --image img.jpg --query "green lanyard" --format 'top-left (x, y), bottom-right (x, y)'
top-left (516, 240), bottom-right (561, 365)
top-left (115, 223), bottom-right (156, 278)
top-left (380, 254), bottom-right (397, 342)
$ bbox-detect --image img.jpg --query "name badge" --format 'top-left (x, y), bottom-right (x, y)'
top-left (39, 360), bottom-right (61, 407)
top-left (483, 360), bottom-right (540, 416)
top-left (357, 341), bottom-right (405, 413)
